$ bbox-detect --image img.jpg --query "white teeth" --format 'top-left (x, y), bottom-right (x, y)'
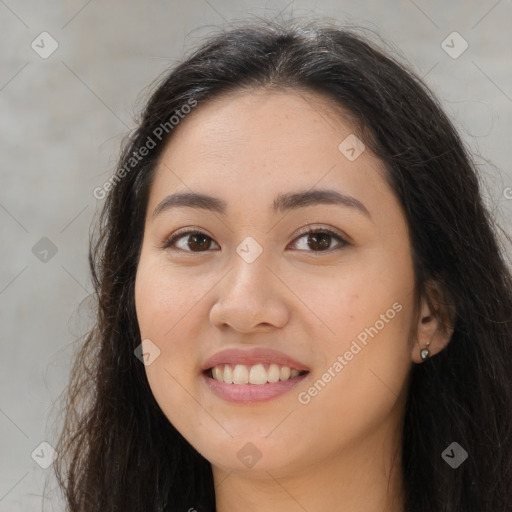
top-left (212, 366), bottom-right (223, 381)
top-left (210, 363), bottom-right (306, 384)
top-left (232, 364), bottom-right (249, 384)
top-left (224, 364), bottom-right (234, 384)
top-left (249, 364), bottom-right (268, 385)
top-left (267, 363), bottom-right (280, 383)
top-left (280, 366), bottom-right (291, 380)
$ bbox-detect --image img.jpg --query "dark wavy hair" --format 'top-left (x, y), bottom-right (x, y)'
top-left (53, 19), bottom-right (512, 512)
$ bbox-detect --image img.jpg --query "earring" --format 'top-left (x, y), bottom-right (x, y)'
top-left (420, 341), bottom-right (431, 361)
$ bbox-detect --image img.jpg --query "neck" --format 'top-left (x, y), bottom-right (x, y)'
top-left (212, 410), bottom-right (406, 512)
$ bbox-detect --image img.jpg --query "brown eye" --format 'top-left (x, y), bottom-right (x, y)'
top-left (164, 231), bottom-right (220, 252)
top-left (306, 232), bottom-right (331, 251)
top-left (291, 228), bottom-right (347, 252)
top-left (187, 233), bottom-right (212, 251)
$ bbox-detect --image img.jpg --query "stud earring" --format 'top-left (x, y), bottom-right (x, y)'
top-left (420, 341), bottom-right (431, 361)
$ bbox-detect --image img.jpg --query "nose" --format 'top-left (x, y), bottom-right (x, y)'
top-left (209, 251), bottom-right (290, 333)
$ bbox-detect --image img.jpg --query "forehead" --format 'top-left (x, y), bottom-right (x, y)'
top-left (157, 88), bottom-right (356, 168)
top-left (147, 88), bottom-right (395, 218)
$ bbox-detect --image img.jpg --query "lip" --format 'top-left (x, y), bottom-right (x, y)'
top-left (202, 371), bottom-right (309, 403)
top-left (201, 347), bottom-right (310, 404)
top-left (201, 347), bottom-right (310, 372)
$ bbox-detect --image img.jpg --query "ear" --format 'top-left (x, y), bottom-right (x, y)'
top-left (411, 280), bottom-right (456, 364)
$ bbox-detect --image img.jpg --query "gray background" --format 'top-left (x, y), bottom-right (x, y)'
top-left (1, 0), bottom-right (511, 510)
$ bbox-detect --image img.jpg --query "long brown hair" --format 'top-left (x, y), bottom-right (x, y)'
top-left (53, 20), bottom-right (512, 511)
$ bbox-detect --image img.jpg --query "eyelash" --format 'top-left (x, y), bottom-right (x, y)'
top-left (161, 226), bottom-right (349, 254)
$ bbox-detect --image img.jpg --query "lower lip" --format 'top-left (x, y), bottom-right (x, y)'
top-left (202, 372), bottom-right (309, 403)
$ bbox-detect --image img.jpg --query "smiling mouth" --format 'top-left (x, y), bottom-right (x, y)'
top-left (206, 363), bottom-right (309, 385)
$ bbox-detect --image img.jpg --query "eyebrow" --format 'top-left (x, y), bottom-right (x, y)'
top-left (152, 189), bottom-right (371, 219)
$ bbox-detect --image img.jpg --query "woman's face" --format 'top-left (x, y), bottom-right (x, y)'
top-left (135, 88), bottom-right (418, 476)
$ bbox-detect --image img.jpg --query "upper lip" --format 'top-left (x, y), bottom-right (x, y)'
top-left (201, 347), bottom-right (310, 372)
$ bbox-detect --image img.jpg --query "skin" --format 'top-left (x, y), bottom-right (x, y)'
top-left (134, 88), bottom-right (452, 512)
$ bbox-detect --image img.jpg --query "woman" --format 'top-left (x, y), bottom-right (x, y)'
top-left (54, 20), bottom-right (512, 511)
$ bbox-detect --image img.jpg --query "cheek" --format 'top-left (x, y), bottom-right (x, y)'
top-left (135, 256), bottom-right (212, 337)
top-left (134, 260), bottom-right (194, 393)
top-left (134, 255), bottom-right (224, 424)
top-left (293, 298), bottom-right (413, 449)
top-left (284, 250), bottom-right (415, 346)
top-left (289, 255), bottom-right (415, 417)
